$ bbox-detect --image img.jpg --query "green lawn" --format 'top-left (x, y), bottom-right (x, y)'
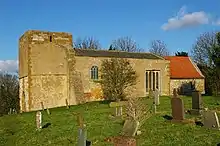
top-left (1, 96), bottom-right (220, 146)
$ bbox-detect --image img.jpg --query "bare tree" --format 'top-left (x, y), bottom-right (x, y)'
top-left (99, 58), bottom-right (138, 101)
top-left (74, 37), bottom-right (101, 50)
top-left (191, 31), bottom-right (217, 66)
top-left (149, 40), bottom-right (170, 56)
top-left (110, 36), bottom-right (143, 52)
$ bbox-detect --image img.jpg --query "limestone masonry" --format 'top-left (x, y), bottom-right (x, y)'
top-left (19, 30), bottom-right (205, 112)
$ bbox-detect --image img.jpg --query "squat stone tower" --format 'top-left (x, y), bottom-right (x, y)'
top-left (19, 30), bottom-right (77, 112)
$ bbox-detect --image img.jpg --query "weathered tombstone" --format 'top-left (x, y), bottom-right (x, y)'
top-left (41, 102), bottom-right (45, 111)
top-left (202, 111), bottom-right (220, 130)
top-left (66, 99), bottom-right (69, 109)
top-left (171, 92), bottom-right (185, 122)
top-left (190, 91), bottom-right (202, 115)
top-left (154, 89), bottom-right (160, 105)
top-left (36, 111), bottom-right (42, 130)
top-left (121, 120), bottom-right (139, 137)
top-left (109, 101), bottom-right (128, 117)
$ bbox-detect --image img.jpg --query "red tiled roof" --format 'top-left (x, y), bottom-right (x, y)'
top-left (164, 56), bottom-right (204, 79)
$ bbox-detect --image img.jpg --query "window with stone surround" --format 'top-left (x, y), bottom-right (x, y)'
top-left (146, 70), bottom-right (160, 92)
top-left (91, 66), bottom-right (99, 80)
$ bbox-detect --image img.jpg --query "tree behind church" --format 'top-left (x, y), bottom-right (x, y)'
top-left (73, 36), bottom-right (101, 50)
top-left (110, 36), bottom-right (143, 52)
top-left (0, 73), bottom-right (19, 116)
top-left (99, 58), bottom-right (138, 101)
top-left (149, 40), bottom-right (170, 56)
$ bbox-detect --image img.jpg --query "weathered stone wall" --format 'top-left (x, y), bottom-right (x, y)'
top-left (74, 56), bottom-right (170, 101)
top-left (170, 78), bottom-right (205, 95)
top-left (19, 77), bottom-right (29, 112)
top-left (31, 75), bottom-right (68, 110)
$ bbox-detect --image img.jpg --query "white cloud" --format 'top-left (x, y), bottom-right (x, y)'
top-left (161, 6), bottom-right (213, 31)
top-left (0, 60), bottom-right (18, 73)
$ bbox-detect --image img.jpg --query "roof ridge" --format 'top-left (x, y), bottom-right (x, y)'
top-left (74, 48), bottom-right (165, 60)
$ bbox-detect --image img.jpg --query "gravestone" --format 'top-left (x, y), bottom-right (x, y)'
top-left (202, 111), bottom-right (220, 130)
top-left (154, 89), bottom-right (160, 105)
top-left (190, 91), bottom-right (202, 115)
top-left (121, 120), bottom-right (139, 137)
top-left (171, 93), bottom-right (185, 121)
top-left (109, 101), bottom-right (128, 117)
top-left (36, 111), bottom-right (42, 130)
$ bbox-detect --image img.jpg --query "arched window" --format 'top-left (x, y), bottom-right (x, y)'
top-left (90, 66), bottom-right (98, 80)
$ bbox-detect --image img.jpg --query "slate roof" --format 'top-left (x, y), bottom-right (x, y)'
top-left (74, 49), bottom-right (164, 60)
top-left (164, 56), bottom-right (204, 79)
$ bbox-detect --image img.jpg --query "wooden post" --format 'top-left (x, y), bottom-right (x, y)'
top-left (66, 99), bottom-right (69, 109)
top-left (41, 102), bottom-right (44, 111)
top-left (46, 108), bottom-right (50, 115)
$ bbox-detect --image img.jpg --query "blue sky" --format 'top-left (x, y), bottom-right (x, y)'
top-left (0, 0), bottom-right (220, 72)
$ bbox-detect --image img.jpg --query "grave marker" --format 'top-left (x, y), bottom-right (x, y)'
top-left (109, 101), bottom-right (128, 117)
top-left (154, 89), bottom-right (160, 105)
top-left (190, 91), bottom-right (202, 115)
top-left (36, 111), bottom-right (42, 130)
top-left (202, 111), bottom-right (220, 130)
top-left (121, 120), bottom-right (139, 137)
top-left (171, 92), bottom-right (185, 122)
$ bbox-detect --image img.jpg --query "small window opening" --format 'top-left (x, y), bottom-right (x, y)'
top-left (49, 36), bottom-right (52, 42)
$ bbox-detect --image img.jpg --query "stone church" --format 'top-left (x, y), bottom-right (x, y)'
top-left (19, 30), bottom-right (205, 112)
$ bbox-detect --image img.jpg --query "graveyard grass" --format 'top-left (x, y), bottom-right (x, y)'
top-left (1, 96), bottom-right (220, 146)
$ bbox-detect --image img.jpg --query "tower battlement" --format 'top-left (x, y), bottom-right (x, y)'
top-left (19, 30), bottom-right (73, 46)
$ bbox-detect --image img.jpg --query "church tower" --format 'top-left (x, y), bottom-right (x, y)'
top-left (19, 30), bottom-right (77, 112)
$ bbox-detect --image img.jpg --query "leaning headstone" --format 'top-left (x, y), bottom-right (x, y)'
top-left (121, 119), bottom-right (139, 137)
top-left (202, 111), bottom-right (220, 130)
top-left (154, 89), bottom-right (160, 105)
top-left (171, 93), bottom-right (185, 122)
top-left (190, 91), bottom-right (202, 115)
top-left (36, 111), bottom-right (42, 130)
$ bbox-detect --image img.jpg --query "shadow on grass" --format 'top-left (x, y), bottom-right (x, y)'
top-left (162, 115), bottom-right (173, 120)
top-left (99, 100), bottom-right (114, 105)
top-left (42, 123), bottom-right (51, 129)
top-left (195, 121), bottom-right (203, 127)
